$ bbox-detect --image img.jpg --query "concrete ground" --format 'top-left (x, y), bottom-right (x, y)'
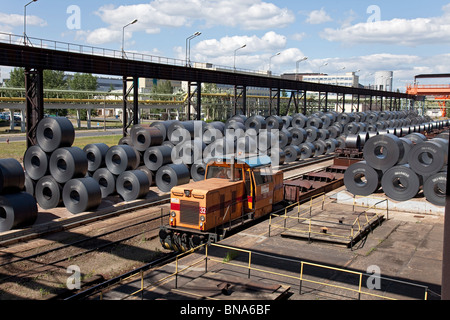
top-left (101, 185), bottom-right (444, 301)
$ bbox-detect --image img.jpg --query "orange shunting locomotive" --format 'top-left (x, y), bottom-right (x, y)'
top-left (159, 155), bottom-right (284, 251)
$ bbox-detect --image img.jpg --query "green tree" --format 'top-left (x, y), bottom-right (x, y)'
top-left (68, 73), bottom-right (98, 92)
top-left (5, 67), bottom-right (68, 90)
top-left (5, 67), bottom-right (25, 88)
top-left (152, 80), bottom-right (173, 96)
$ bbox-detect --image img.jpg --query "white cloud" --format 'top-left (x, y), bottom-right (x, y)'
top-left (81, 0), bottom-right (294, 45)
top-left (305, 8), bottom-right (332, 25)
top-left (0, 12), bottom-right (47, 27)
top-left (191, 32), bottom-right (308, 72)
top-left (93, 0), bottom-right (294, 31)
top-left (291, 32), bottom-right (306, 41)
top-left (194, 31), bottom-right (287, 56)
top-left (321, 4), bottom-right (450, 46)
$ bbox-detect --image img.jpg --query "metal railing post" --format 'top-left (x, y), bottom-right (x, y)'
top-left (299, 262), bottom-right (304, 294)
top-left (248, 252), bottom-right (252, 279)
top-left (205, 245), bottom-right (208, 273)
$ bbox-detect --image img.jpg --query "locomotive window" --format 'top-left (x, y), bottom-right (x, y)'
top-left (253, 167), bottom-right (273, 185)
top-left (206, 166), bottom-right (242, 180)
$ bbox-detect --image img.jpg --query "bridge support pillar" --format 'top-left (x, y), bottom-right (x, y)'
top-left (122, 76), bottom-right (139, 137)
top-left (24, 68), bottom-right (44, 148)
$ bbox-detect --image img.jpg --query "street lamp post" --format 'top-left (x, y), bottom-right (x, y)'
top-left (186, 32), bottom-right (201, 67)
top-left (24, 0), bottom-right (38, 46)
top-left (122, 19), bottom-right (138, 59)
top-left (234, 44), bottom-right (246, 71)
top-left (318, 62), bottom-right (328, 83)
top-left (269, 52), bottom-right (281, 74)
top-left (295, 57), bottom-right (308, 80)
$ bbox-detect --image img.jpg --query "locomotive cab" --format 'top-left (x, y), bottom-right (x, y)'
top-left (159, 155), bottom-right (283, 251)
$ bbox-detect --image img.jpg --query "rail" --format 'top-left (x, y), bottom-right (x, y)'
top-left (113, 242), bottom-right (429, 300)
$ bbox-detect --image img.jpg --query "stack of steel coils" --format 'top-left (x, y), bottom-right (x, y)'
top-left (344, 131), bottom-right (449, 206)
top-left (0, 158), bottom-right (38, 232)
top-left (23, 117), bottom-right (102, 214)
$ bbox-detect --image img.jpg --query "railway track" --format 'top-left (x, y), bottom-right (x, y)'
top-left (0, 154), bottom-right (336, 299)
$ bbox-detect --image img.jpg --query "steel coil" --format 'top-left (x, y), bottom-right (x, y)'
top-left (305, 126), bottom-right (319, 142)
top-left (363, 134), bottom-right (405, 171)
top-left (203, 137), bottom-right (235, 161)
top-left (320, 113), bottom-right (334, 129)
top-left (118, 136), bottom-right (133, 146)
top-left (344, 122), bottom-right (360, 135)
top-left (226, 115), bottom-right (247, 126)
top-left (328, 125), bottom-right (341, 139)
top-left (338, 113), bottom-right (353, 125)
top-left (345, 134), bottom-right (361, 149)
top-left (344, 161), bottom-right (382, 196)
top-left (317, 129), bottom-right (330, 140)
top-left (36, 117), bottom-right (75, 152)
top-left (131, 127), bottom-right (164, 151)
top-left (203, 122), bottom-right (225, 145)
top-left (168, 126), bottom-right (192, 145)
top-left (245, 115), bottom-right (266, 131)
top-left (150, 120), bottom-right (178, 141)
top-left (278, 130), bottom-right (292, 149)
top-left (116, 170), bottom-right (150, 201)
top-left (307, 117), bottom-right (323, 129)
top-left (299, 142), bottom-right (316, 160)
top-left (191, 162), bottom-right (207, 181)
top-left (35, 175), bottom-right (63, 209)
top-left (291, 113), bottom-right (308, 129)
top-left (381, 165), bottom-right (421, 201)
top-left (136, 165), bottom-right (154, 186)
top-left (155, 163), bottom-right (190, 193)
top-left (105, 145), bottom-right (139, 175)
top-left (358, 132), bottom-right (370, 147)
top-left (83, 143), bottom-right (109, 172)
top-left (408, 140), bottom-right (448, 176)
top-left (24, 172), bottom-right (36, 196)
top-left (49, 147), bottom-right (88, 184)
top-left (398, 138), bottom-right (414, 165)
top-left (62, 177), bottom-right (102, 214)
top-left (268, 148), bottom-right (285, 166)
top-left (143, 145), bottom-right (172, 171)
top-left (23, 145), bottom-right (49, 181)
top-left (172, 140), bottom-right (206, 165)
top-left (225, 120), bottom-right (246, 132)
top-left (313, 140), bottom-right (327, 157)
top-left (0, 158), bottom-right (25, 194)
top-left (288, 128), bottom-right (306, 146)
top-left (423, 171), bottom-right (447, 206)
top-left (0, 192), bottom-right (38, 232)
top-left (404, 133), bottom-right (427, 144)
top-left (92, 168), bottom-right (117, 198)
top-left (325, 138), bottom-right (338, 154)
top-left (281, 116), bottom-right (293, 129)
top-left (236, 135), bottom-right (258, 154)
top-left (266, 115), bottom-right (283, 130)
top-left (283, 145), bottom-right (301, 163)
top-left (257, 131), bottom-right (276, 152)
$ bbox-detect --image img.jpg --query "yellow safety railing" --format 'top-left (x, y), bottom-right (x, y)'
top-left (110, 240), bottom-right (428, 301)
top-left (269, 194), bottom-right (387, 249)
top-left (206, 243), bottom-right (429, 300)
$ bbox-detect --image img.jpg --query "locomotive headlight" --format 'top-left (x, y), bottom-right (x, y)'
top-left (200, 215), bottom-right (206, 222)
top-left (171, 211), bottom-right (176, 217)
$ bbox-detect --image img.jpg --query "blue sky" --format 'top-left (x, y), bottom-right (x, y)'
top-left (1, 0), bottom-right (450, 91)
